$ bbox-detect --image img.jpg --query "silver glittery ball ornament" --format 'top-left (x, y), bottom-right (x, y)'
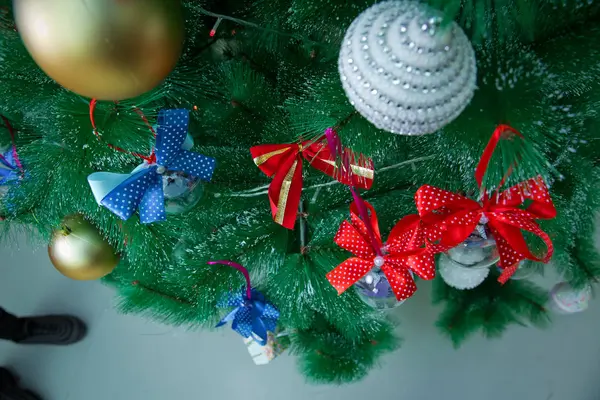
top-left (438, 254), bottom-right (490, 290)
top-left (339, 0), bottom-right (477, 135)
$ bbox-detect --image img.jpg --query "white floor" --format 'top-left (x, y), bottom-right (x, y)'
top-left (1, 234), bottom-right (599, 400)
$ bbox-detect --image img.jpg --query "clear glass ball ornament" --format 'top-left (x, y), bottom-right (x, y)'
top-left (162, 170), bottom-right (204, 215)
top-left (354, 268), bottom-right (409, 310)
top-left (439, 223), bottom-right (500, 289)
top-left (548, 282), bottom-right (592, 314)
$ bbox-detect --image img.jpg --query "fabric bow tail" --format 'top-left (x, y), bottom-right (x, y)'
top-left (250, 143), bottom-right (304, 229)
top-left (88, 109), bottom-right (216, 223)
top-left (483, 177), bottom-right (556, 283)
top-left (384, 214), bottom-right (436, 299)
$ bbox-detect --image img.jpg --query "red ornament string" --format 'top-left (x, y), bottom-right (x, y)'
top-left (475, 124), bottom-right (522, 195)
top-left (89, 99), bottom-right (157, 164)
top-left (414, 124), bottom-right (557, 284)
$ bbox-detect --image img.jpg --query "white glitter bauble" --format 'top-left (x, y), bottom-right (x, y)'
top-left (438, 254), bottom-right (490, 290)
top-left (339, 0), bottom-right (477, 135)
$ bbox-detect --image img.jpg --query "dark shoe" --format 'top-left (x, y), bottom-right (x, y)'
top-left (0, 368), bottom-right (41, 400)
top-left (0, 368), bottom-right (17, 391)
top-left (16, 316), bottom-right (86, 345)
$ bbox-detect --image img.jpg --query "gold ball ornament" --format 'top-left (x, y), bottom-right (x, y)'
top-left (13, 0), bottom-right (184, 101)
top-left (48, 214), bottom-right (120, 280)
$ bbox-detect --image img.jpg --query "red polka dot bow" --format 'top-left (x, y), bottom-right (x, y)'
top-left (326, 200), bottom-right (435, 301)
top-left (250, 134), bottom-right (374, 229)
top-left (415, 125), bottom-right (557, 283)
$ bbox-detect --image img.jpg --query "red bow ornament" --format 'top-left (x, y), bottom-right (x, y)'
top-left (415, 125), bottom-right (557, 283)
top-left (326, 201), bottom-right (435, 301)
top-left (250, 136), bottom-right (374, 229)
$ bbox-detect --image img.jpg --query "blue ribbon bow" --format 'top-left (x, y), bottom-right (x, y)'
top-left (87, 109), bottom-right (216, 224)
top-left (0, 149), bottom-right (18, 185)
top-left (216, 288), bottom-right (279, 346)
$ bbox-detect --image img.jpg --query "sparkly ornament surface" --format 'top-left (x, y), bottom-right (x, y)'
top-left (14, 0), bottom-right (184, 100)
top-left (440, 228), bottom-right (499, 289)
top-left (48, 214), bottom-right (120, 281)
top-left (338, 0), bottom-right (477, 135)
top-left (549, 282), bottom-right (592, 314)
top-left (438, 254), bottom-right (491, 290)
top-left (447, 245), bottom-right (486, 265)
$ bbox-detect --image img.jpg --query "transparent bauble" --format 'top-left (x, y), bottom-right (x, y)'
top-left (549, 282), bottom-right (591, 314)
top-left (354, 268), bottom-right (407, 310)
top-left (447, 227), bottom-right (499, 266)
top-left (439, 223), bottom-right (499, 289)
top-left (162, 170), bottom-right (204, 215)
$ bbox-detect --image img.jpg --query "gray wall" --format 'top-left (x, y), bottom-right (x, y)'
top-left (0, 232), bottom-right (599, 400)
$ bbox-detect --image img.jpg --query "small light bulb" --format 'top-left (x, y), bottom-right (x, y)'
top-left (210, 18), bottom-right (223, 37)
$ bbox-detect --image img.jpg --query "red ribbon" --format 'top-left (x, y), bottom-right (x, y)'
top-left (89, 99), bottom-right (157, 163)
top-left (326, 199), bottom-right (435, 301)
top-left (250, 136), bottom-right (374, 229)
top-left (207, 260), bottom-right (252, 300)
top-left (415, 125), bottom-right (557, 283)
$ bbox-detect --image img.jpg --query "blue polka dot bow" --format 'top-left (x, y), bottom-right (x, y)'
top-left (87, 109), bottom-right (216, 224)
top-left (216, 288), bottom-right (280, 346)
top-left (0, 149), bottom-right (19, 185)
top-left (210, 258), bottom-right (279, 346)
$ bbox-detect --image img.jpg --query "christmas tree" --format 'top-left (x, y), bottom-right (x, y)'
top-left (1, 0), bottom-right (599, 384)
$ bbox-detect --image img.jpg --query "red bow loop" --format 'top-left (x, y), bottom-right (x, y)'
top-left (251, 142), bottom-right (304, 229)
top-left (349, 200), bottom-right (382, 246)
top-left (386, 214), bottom-right (436, 296)
top-left (334, 220), bottom-right (377, 260)
top-left (250, 143), bottom-right (300, 178)
top-left (414, 185), bottom-right (482, 251)
top-left (250, 137), bottom-right (374, 229)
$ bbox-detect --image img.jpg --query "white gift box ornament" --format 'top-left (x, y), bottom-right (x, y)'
top-left (243, 331), bottom-right (289, 365)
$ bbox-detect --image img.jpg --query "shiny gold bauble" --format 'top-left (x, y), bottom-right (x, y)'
top-left (14, 0), bottom-right (184, 100)
top-left (48, 214), bottom-right (120, 280)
